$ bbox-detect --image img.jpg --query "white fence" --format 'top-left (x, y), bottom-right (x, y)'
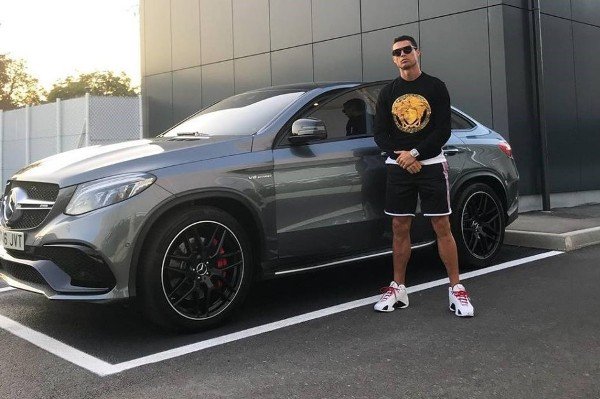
top-left (0, 94), bottom-right (142, 185)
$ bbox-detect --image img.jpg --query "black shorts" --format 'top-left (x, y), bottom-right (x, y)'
top-left (385, 162), bottom-right (451, 217)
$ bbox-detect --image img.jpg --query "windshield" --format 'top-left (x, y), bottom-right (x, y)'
top-left (162, 89), bottom-right (305, 137)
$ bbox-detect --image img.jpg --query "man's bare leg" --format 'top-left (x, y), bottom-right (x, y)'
top-left (392, 216), bottom-right (413, 285)
top-left (430, 215), bottom-right (460, 286)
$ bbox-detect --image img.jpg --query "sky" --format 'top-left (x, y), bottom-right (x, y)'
top-left (0, 0), bottom-right (140, 90)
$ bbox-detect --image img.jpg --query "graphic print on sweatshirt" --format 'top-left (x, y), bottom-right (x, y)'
top-left (391, 93), bottom-right (431, 133)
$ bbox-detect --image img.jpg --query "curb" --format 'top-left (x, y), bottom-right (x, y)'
top-left (504, 226), bottom-right (600, 252)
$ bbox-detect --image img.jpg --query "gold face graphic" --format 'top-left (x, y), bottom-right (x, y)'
top-left (391, 94), bottom-right (431, 133)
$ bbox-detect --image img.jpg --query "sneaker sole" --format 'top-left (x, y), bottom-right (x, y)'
top-left (374, 301), bottom-right (409, 313)
top-left (449, 303), bottom-right (474, 317)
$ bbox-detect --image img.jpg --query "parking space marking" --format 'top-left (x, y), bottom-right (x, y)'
top-left (0, 314), bottom-right (115, 375)
top-left (0, 287), bottom-right (16, 293)
top-left (0, 250), bottom-right (563, 377)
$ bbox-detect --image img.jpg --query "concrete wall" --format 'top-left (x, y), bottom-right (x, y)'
top-left (140, 0), bottom-right (600, 199)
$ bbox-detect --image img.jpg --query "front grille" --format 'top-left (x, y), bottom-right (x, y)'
top-left (9, 211), bottom-right (49, 229)
top-left (0, 259), bottom-right (48, 286)
top-left (3, 181), bottom-right (59, 230)
top-left (5, 181), bottom-right (59, 201)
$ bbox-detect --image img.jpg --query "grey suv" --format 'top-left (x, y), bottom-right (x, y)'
top-left (0, 82), bottom-right (518, 330)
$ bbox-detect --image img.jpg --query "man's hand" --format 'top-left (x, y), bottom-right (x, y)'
top-left (394, 150), bottom-right (421, 174)
top-left (405, 160), bottom-right (422, 174)
top-left (394, 150), bottom-right (416, 168)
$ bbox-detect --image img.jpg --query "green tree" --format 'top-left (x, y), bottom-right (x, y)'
top-left (0, 54), bottom-right (45, 110)
top-left (46, 71), bottom-right (139, 102)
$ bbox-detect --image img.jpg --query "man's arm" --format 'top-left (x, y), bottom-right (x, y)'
top-left (373, 86), bottom-right (395, 153)
top-left (414, 80), bottom-right (451, 160)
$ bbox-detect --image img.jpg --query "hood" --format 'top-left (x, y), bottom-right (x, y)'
top-left (11, 135), bottom-right (253, 187)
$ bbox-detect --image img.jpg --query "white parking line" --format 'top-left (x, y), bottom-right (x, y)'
top-left (0, 314), bottom-right (114, 374)
top-left (0, 250), bottom-right (563, 377)
top-left (0, 287), bottom-right (15, 293)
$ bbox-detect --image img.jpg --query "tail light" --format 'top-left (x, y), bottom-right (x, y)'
top-left (498, 141), bottom-right (512, 158)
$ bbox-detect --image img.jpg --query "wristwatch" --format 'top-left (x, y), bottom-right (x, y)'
top-left (409, 148), bottom-right (419, 158)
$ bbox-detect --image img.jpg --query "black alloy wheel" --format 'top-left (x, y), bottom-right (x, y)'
top-left (452, 183), bottom-right (505, 267)
top-left (162, 220), bottom-right (244, 320)
top-left (139, 207), bottom-right (253, 331)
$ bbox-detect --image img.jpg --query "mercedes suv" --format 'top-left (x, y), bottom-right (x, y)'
top-left (0, 82), bottom-right (518, 330)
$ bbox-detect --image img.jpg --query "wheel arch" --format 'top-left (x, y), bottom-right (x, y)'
top-left (451, 171), bottom-right (508, 219)
top-left (128, 189), bottom-right (266, 297)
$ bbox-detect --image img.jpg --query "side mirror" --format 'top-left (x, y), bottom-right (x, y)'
top-left (289, 118), bottom-right (327, 144)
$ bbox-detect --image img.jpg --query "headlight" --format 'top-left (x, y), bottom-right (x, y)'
top-left (65, 173), bottom-right (156, 215)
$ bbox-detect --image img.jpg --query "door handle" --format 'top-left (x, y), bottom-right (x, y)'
top-left (443, 146), bottom-right (463, 156)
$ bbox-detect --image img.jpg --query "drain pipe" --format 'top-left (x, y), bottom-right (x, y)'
top-left (532, 0), bottom-right (551, 211)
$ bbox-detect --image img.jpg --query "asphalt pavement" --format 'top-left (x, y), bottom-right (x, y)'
top-left (1, 243), bottom-right (599, 399)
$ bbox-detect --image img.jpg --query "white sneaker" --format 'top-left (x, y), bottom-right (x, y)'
top-left (374, 281), bottom-right (409, 312)
top-left (449, 284), bottom-right (474, 317)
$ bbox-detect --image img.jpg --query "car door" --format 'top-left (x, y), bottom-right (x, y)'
top-left (272, 87), bottom-right (389, 260)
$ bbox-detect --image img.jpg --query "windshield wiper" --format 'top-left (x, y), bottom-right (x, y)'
top-left (175, 131), bottom-right (211, 137)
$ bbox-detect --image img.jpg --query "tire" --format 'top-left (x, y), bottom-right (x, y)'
top-left (138, 206), bottom-right (253, 331)
top-left (451, 183), bottom-right (505, 267)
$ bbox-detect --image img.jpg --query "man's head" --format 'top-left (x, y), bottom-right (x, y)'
top-left (392, 35), bottom-right (420, 72)
top-left (343, 98), bottom-right (366, 118)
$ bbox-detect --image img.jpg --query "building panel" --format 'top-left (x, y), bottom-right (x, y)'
top-left (144, 0), bottom-right (172, 75)
top-left (488, 6), bottom-right (509, 138)
top-left (573, 22), bottom-right (600, 190)
top-left (173, 67), bottom-right (203, 124)
top-left (540, 14), bottom-right (579, 192)
top-left (502, 5), bottom-right (539, 195)
top-left (571, 0), bottom-right (600, 27)
top-left (171, 0), bottom-right (201, 70)
top-left (487, 0), bottom-right (531, 8)
top-left (200, 0), bottom-right (233, 64)
top-left (539, 0), bottom-right (571, 19)
top-left (361, 0), bottom-right (418, 31)
top-left (234, 54), bottom-right (272, 93)
top-left (233, 0), bottom-right (270, 58)
top-left (269, 0), bottom-right (312, 50)
top-left (201, 61), bottom-right (234, 108)
top-left (271, 45), bottom-right (314, 85)
top-left (312, 0), bottom-right (361, 42)
top-left (419, 0), bottom-right (487, 19)
top-left (145, 72), bottom-right (173, 135)
top-left (420, 9), bottom-right (493, 127)
top-left (313, 35), bottom-right (362, 82)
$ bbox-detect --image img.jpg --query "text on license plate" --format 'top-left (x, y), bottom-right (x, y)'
top-left (1, 229), bottom-right (25, 251)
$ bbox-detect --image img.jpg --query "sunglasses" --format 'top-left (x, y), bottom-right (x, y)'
top-left (392, 46), bottom-right (416, 57)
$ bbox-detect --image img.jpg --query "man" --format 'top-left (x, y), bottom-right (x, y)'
top-left (342, 98), bottom-right (368, 136)
top-left (373, 35), bottom-right (474, 317)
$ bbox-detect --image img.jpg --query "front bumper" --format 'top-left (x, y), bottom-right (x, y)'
top-left (0, 182), bottom-right (173, 301)
top-left (0, 244), bottom-right (115, 300)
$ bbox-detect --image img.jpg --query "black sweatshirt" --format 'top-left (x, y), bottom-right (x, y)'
top-left (373, 72), bottom-right (451, 161)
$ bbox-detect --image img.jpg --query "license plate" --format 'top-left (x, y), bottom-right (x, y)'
top-left (1, 228), bottom-right (25, 251)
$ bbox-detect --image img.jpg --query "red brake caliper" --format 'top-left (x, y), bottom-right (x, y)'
top-left (212, 239), bottom-right (228, 288)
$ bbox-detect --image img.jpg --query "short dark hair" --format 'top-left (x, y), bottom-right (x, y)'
top-left (393, 35), bottom-right (418, 48)
top-left (343, 98), bottom-right (366, 112)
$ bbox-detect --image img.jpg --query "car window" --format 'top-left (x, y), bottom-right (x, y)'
top-left (451, 111), bottom-right (475, 130)
top-left (362, 83), bottom-right (385, 104)
top-left (304, 88), bottom-right (376, 140)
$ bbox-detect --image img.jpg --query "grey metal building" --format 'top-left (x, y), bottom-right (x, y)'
top-left (140, 0), bottom-right (600, 210)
